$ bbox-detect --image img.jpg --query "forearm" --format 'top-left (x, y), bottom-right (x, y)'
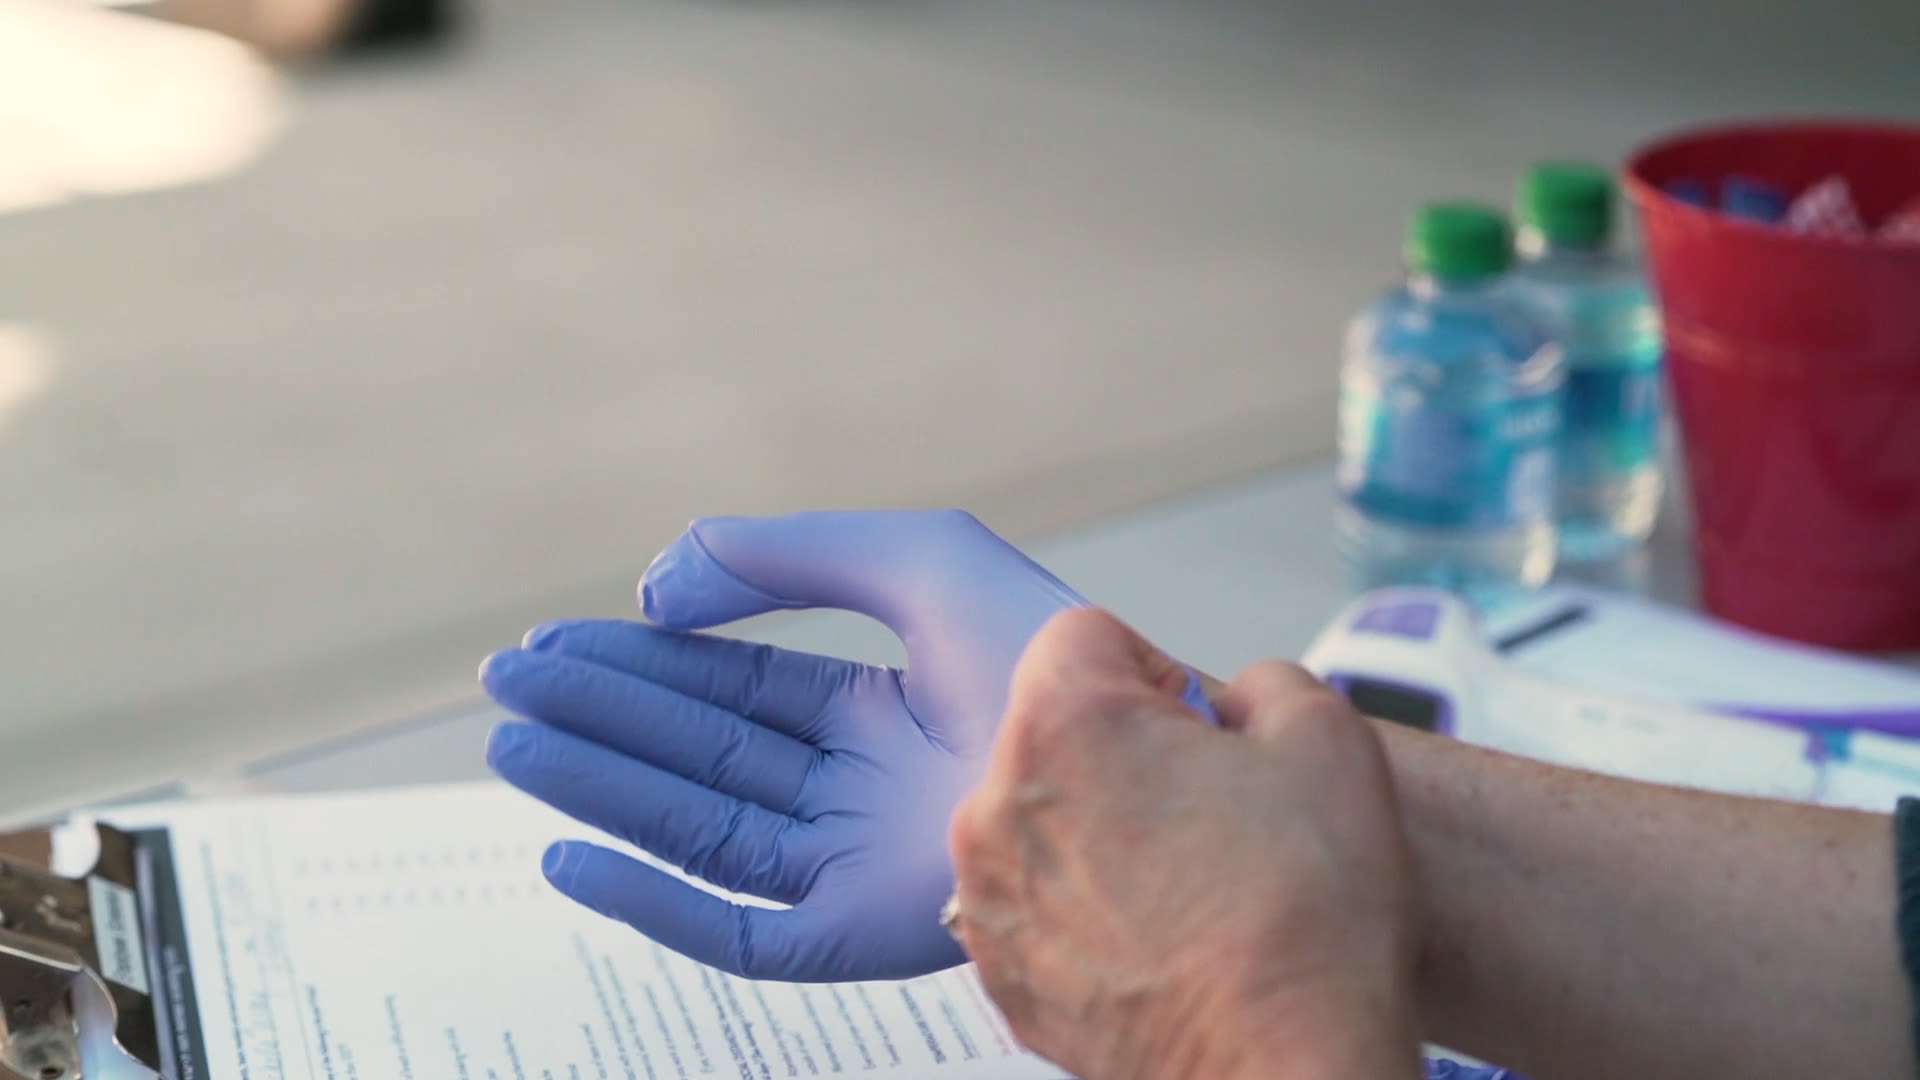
top-left (1376, 721), bottom-right (1912, 1080)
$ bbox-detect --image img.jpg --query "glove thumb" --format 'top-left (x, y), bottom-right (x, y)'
top-left (640, 509), bottom-right (1085, 629)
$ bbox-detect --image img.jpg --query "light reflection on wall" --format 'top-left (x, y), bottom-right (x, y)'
top-left (0, 324), bottom-right (56, 432)
top-left (0, 0), bottom-right (284, 216)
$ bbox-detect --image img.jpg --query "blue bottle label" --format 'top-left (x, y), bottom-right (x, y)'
top-left (1338, 378), bottom-right (1560, 531)
top-left (1560, 365), bottom-right (1661, 484)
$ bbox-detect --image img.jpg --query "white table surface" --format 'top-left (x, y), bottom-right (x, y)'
top-left (140, 454), bottom-right (1696, 801)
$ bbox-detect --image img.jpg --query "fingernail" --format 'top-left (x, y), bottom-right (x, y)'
top-left (542, 841), bottom-right (575, 886)
top-left (477, 648), bottom-right (525, 690)
top-left (639, 520), bottom-right (789, 628)
top-left (484, 722), bottom-right (531, 769)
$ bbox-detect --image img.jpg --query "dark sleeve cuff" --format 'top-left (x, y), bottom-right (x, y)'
top-left (1894, 797), bottom-right (1920, 1068)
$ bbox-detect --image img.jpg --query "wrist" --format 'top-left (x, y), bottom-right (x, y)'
top-left (1366, 719), bottom-right (1467, 1005)
top-left (1173, 979), bottom-right (1422, 1080)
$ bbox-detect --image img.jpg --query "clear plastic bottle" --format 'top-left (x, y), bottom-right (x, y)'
top-left (1507, 162), bottom-right (1665, 562)
top-left (1337, 203), bottom-right (1565, 597)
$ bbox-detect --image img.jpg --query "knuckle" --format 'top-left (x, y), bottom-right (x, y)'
top-left (679, 801), bottom-right (752, 884)
top-left (964, 941), bottom-right (1027, 1010)
top-left (997, 694), bottom-right (1085, 772)
top-left (1031, 607), bottom-right (1126, 653)
top-left (726, 641), bottom-right (778, 720)
top-left (1247, 686), bottom-right (1365, 744)
top-left (1300, 685), bottom-right (1363, 721)
top-left (755, 816), bottom-right (804, 896)
top-left (509, 727), bottom-right (570, 777)
top-left (535, 655), bottom-right (596, 702)
top-left (997, 1001), bottom-right (1045, 1054)
top-left (729, 905), bottom-right (758, 978)
top-left (1012, 611), bottom-right (1112, 693)
top-left (693, 721), bottom-right (755, 792)
top-left (1233, 658), bottom-right (1323, 699)
top-left (948, 798), bottom-right (987, 868)
top-left (948, 792), bottom-right (1009, 875)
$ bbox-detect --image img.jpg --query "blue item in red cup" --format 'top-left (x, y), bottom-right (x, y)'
top-left (1720, 175), bottom-right (1790, 223)
top-left (1662, 178), bottom-right (1713, 207)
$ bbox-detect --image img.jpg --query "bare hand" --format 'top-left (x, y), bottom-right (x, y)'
top-left (947, 608), bottom-right (1423, 1080)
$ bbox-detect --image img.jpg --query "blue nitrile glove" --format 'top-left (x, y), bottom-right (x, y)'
top-left (1426, 1059), bottom-right (1528, 1080)
top-left (481, 510), bottom-right (1214, 983)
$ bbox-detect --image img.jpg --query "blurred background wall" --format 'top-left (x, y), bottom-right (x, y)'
top-left (2, 0), bottom-right (1916, 815)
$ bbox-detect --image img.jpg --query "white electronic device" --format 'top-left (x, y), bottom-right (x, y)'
top-left (1301, 587), bottom-right (1920, 811)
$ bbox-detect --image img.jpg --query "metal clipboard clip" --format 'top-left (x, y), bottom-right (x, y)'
top-left (0, 822), bottom-right (164, 1080)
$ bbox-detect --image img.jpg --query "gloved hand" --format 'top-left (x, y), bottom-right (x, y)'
top-left (481, 510), bottom-right (1212, 983)
top-left (1427, 1060), bottom-right (1529, 1080)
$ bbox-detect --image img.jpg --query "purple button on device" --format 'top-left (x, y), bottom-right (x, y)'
top-left (1351, 599), bottom-right (1441, 641)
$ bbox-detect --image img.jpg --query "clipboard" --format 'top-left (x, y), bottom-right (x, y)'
top-left (0, 819), bottom-right (212, 1080)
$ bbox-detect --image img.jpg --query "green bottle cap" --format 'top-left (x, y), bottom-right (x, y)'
top-left (1516, 161), bottom-right (1616, 248)
top-left (1405, 203), bottom-right (1513, 282)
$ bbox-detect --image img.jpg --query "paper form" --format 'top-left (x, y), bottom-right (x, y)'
top-left (98, 783), bottom-right (1068, 1080)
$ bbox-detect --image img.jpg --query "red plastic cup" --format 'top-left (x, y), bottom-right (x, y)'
top-left (1625, 120), bottom-right (1920, 651)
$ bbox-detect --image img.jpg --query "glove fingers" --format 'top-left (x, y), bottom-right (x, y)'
top-left (541, 840), bottom-right (805, 982)
top-left (487, 722), bottom-right (819, 904)
top-left (482, 646), bottom-right (817, 813)
top-left (515, 620), bottom-right (852, 745)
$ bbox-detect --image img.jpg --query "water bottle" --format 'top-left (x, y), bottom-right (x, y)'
top-left (1337, 203), bottom-right (1565, 596)
top-left (1508, 162), bottom-right (1665, 562)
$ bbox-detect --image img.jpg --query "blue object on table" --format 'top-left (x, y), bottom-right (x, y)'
top-left (1720, 175), bottom-right (1790, 223)
top-left (1427, 1058), bottom-right (1528, 1080)
top-left (481, 509), bottom-right (1211, 984)
top-left (1338, 202), bottom-right (1565, 595)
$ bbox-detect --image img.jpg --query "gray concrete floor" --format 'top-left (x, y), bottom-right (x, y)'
top-left (2, 0), bottom-right (1916, 819)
